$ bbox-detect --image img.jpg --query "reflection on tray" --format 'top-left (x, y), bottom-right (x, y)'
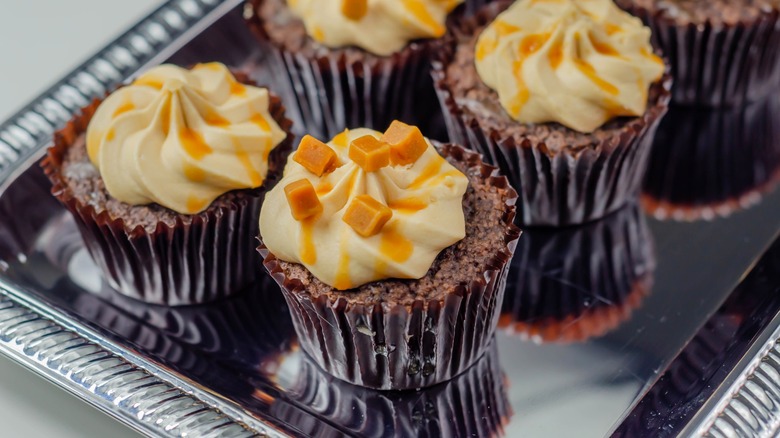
top-left (500, 204), bottom-right (655, 343)
top-left (615, 241), bottom-right (780, 436)
top-left (642, 95), bottom-right (780, 221)
top-left (271, 341), bottom-right (512, 438)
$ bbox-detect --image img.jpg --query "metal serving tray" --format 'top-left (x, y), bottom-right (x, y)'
top-left (1, 0), bottom-right (780, 436)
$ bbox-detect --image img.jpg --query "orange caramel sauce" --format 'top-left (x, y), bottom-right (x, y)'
top-left (300, 217), bottom-right (318, 265)
top-left (179, 127), bottom-right (213, 160)
top-left (388, 197), bottom-right (427, 213)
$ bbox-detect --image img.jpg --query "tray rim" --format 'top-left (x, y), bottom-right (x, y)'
top-left (0, 0), bottom-right (779, 436)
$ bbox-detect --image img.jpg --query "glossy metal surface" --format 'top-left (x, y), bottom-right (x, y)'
top-left (1, 1), bottom-right (780, 437)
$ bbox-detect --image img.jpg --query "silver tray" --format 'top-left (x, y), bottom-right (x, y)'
top-left (2, 0), bottom-right (780, 436)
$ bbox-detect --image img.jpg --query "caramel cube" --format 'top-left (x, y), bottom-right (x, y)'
top-left (381, 120), bottom-right (428, 166)
top-left (294, 135), bottom-right (338, 176)
top-left (284, 179), bottom-right (322, 221)
top-left (341, 0), bottom-right (367, 21)
top-left (349, 135), bottom-right (390, 172)
top-left (343, 195), bottom-right (393, 237)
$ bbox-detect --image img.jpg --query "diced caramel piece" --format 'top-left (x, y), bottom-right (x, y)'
top-left (381, 120), bottom-right (428, 166)
top-left (284, 179), bottom-right (322, 221)
top-left (294, 135), bottom-right (338, 176)
top-left (343, 195), bottom-right (393, 237)
top-left (349, 135), bottom-right (390, 172)
top-left (341, 0), bottom-right (367, 21)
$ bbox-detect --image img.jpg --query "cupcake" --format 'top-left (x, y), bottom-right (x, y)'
top-left (272, 340), bottom-right (512, 437)
top-left (642, 95), bottom-right (780, 221)
top-left (259, 121), bottom-right (520, 390)
top-left (500, 204), bottom-right (655, 344)
top-left (433, 0), bottom-right (672, 226)
top-left (245, 0), bottom-right (464, 139)
top-left (41, 63), bottom-right (293, 306)
top-left (616, 0), bottom-right (780, 107)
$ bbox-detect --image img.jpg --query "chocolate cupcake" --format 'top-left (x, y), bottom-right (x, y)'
top-left (642, 95), bottom-right (780, 221)
top-left (433, 0), bottom-right (672, 226)
top-left (245, 0), bottom-right (464, 139)
top-left (41, 63), bottom-right (293, 306)
top-left (500, 204), bottom-right (655, 344)
top-left (616, 0), bottom-right (780, 107)
top-left (272, 341), bottom-right (512, 437)
top-left (259, 121), bottom-right (520, 390)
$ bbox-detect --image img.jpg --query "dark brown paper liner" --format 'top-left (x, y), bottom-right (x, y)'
top-left (271, 340), bottom-right (512, 437)
top-left (40, 79), bottom-right (294, 306)
top-left (499, 204), bottom-right (655, 344)
top-left (618, 3), bottom-right (780, 107)
top-left (245, 0), bottom-right (446, 140)
top-left (641, 96), bottom-right (780, 222)
top-left (432, 3), bottom-right (673, 226)
top-left (260, 144), bottom-right (520, 390)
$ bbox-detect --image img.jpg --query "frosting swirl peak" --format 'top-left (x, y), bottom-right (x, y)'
top-left (475, 0), bottom-right (664, 133)
top-left (260, 124), bottom-right (469, 290)
top-left (86, 63), bottom-right (287, 214)
top-left (287, 0), bottom-right (464, 56)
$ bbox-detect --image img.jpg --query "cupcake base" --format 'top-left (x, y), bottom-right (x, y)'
top-left (246, 0), bottom-right (445, 140)
top-left (260, 144), bottom-right (520, 390)
top-left (432, 1), bottom-right (672, 226)
top-left (41, 77), bottom-right (293, 306)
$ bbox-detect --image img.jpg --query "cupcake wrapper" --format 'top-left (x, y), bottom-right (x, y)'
top-left (260, 144), bottom-right (520, 390)
top-left (272, 340), bottom-right (511, 437)
top-left (500, 204), bottom-right (655, 344)
top-left (432, 5), bottom-right (672, 226)
top-left (41, 88), bottom-right (294, 306)
top-left (246, 0), bottom-right (443, 140)
top-left (620, 4), bottom-right (780, 107)
top-left (642, 96), bottom-right (780, 221)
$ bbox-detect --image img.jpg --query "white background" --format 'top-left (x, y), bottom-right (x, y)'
top-left (0, 1), bottom-right (164, 436)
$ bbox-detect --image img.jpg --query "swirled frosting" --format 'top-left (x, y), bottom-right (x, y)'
top-left (259, 127), bottom-right (469, 290)
top-left (475, 0), bottom-right (665, 133)
top-left (287, 0), bottom-right (464, 56)
top-left (85, 63), bottom-right (287, 214)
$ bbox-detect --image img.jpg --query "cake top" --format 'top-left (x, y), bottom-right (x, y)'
top-left (259, 121), bottom-right (469, 290)
top-left (475, 0), bottom-right (664, 133)
top-left (85, 63), bottom-right (287, 214)
top-left (286, 0), bottom-right (464, 56)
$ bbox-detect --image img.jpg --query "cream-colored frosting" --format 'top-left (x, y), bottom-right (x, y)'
top-left (287, 0), bottom-right (463, 56)
top-left (260, 128), bottom-right (469, 290)
top-left (475, 0), bottom-right (665, 133)
top-left (85, 63), bottom-right (287, 214)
